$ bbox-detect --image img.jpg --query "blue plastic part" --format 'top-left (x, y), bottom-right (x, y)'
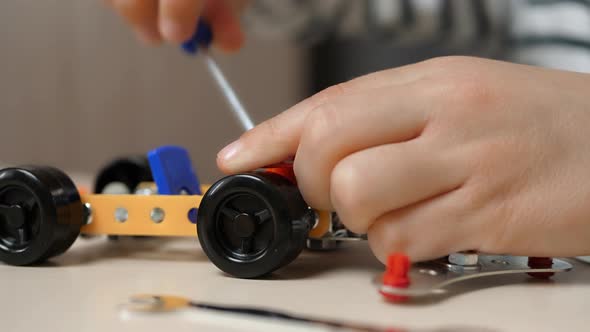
top-left (147, 146), bottom-right (202, 197)
top-left (181, 21), bottom-right (213, 55)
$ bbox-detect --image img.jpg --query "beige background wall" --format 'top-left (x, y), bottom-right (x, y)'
top-left (0, 1), bottom-right (307, 183)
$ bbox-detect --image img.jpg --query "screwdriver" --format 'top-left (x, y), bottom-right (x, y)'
top-left (181, 21), bottom-right (255, 132)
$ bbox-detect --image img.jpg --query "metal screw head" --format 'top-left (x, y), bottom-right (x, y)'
top-left (83, 203), bottom-right (93, 225)
top-left (448, 251), bottom-right (479, 266)
top-left (103, 182), bottom-right (131, 195)
top-left (115, 207), bottom-right (128, 223)
top-left (134, 182), bottom-right (158, 196)
top-left (135, 187), bottom-right (156, 196)
top-left (150, 207), bottom-right (165, 224)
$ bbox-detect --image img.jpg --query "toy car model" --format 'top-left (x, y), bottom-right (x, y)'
top-left (0, 145), bottom-right (574, 301)
top-left (0, 146), bottom-right (345, 278)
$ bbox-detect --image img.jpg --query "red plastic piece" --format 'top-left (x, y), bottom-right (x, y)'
top-left (379, 253), bottom-right (411, 303)
top-left (264, 161), bottom-right (297, 184)
top-left (527, 257), bottom-right (555, 279)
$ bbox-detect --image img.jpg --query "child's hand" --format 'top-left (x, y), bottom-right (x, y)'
top-left (104, 0), bottom-right (249, 51)
top-left (217, 56), bottom-right (590, 263)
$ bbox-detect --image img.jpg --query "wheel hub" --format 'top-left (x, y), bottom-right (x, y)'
top-left (234, 213), bottom-right (256, 238)
top-left (216, 193), bottom-right (274, 258)
top-left (0, 204), bottom-right (25, 229)
top-left (0, 187), bottom-right (40, 252)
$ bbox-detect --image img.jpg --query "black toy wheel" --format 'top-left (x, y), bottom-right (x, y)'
top-left (197, 172), bottom-right (313, 278)
top-left (0, 166), bottom-right (84, 265)
top-left (94, 155), bottom-right (152, 194)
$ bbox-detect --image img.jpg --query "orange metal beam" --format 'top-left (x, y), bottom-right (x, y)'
top-left (80, 193), bottom-right (331, 238)
top-left (81, 194), bottom-right (201, 236)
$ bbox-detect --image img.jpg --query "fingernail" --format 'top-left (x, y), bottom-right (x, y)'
top-left (217, 140), bottom-right (243, 165)
top-left (160, 20), bottom-right (186, 42)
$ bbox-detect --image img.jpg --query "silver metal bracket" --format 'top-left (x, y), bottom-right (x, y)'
top-left (375, 255), bottom-right (573, 298)
top-left (306, 230), bottom-right (367, 250)
top-left (306, 211), bottom-right (366, 250)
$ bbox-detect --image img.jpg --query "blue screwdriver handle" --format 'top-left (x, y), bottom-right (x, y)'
top-left (181, 21), bottom-right (213, 55)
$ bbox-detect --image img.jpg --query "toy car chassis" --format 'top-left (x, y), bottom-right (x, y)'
top-left (0, 146), bottom-right (338, 278)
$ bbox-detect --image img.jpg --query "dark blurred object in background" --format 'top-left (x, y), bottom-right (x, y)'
top-left (309, 37), bottom-right (507, 95)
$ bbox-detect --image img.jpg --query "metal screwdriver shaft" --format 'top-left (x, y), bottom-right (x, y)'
top-left (182, 21), bottom-right (255, 132)
top-left (201, 51), bottom-right (255, 131)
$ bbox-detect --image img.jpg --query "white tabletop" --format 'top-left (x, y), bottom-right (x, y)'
top-left (1, 236), bottom-right (588, 332)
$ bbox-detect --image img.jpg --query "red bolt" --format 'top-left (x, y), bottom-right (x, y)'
top-left (527, 257), bottom-right (555, 279)
top-left (379, 253), bottom-right (411, 303)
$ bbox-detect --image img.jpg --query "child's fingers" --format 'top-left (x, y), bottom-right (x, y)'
top-left (293, 82), bottom-right (432, 210)
top-left (159, 0), bottom-right (203, 43)
top-left (366, 188), bottom-right (479, 263)
top-left (107, 0), bottom-right (161, 44)
top-left (203, 0), bottom-right (244, 52)
top-left (106, 0), bottom-right (245, 48)
top-left (329, 140), bottom-right (468, 234)
top-left (217, 62), bottom-right (436, 174)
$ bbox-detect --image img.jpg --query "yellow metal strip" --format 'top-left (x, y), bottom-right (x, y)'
top-left (81, 192), bottom-right (330, 238)
top-left (80, 194), bottom-right (202, 237)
